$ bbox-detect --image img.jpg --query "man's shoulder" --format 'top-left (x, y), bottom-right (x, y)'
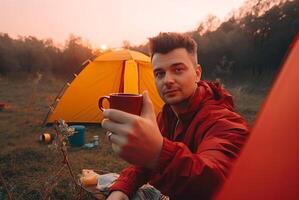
top-left (194, 102), bottom-right (246, 127)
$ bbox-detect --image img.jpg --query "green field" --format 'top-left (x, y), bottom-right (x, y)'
top-left (0, 76), bottom-right (266, 199)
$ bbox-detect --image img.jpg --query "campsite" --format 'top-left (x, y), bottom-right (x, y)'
top-left (0, 47), bottom-right (266, 199)
top-left (0, 0), bottom-right (298, 199)
top-left (0, 72), bottom-right (263, 199)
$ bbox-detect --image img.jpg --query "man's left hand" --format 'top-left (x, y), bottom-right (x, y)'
top-left (101, 91), bottom-right (163, 169)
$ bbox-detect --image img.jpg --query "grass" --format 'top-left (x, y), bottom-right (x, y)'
top-left (227, 85), bottom-right (266, 125)
top-left (0, 75), bottom-right (267, 199)
top-left (0, 76), bottom-right (127, 199)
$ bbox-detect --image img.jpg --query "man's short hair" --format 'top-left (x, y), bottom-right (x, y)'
top-left (148, 32), bottom-right (198, 59)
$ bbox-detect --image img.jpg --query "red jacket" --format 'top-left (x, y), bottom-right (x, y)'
top-left (109, 81), bottom-right (249, 199)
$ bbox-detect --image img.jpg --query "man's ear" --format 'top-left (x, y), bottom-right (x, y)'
top-left (195, 64), bottom-right (202, 82)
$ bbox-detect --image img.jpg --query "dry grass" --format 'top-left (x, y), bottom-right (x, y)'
top-left (0, 77), bottom-right (127, 199)
top-left (226, 85), bottom-right (266, 125)
top-left (0, 76), bottom-right (267, 199)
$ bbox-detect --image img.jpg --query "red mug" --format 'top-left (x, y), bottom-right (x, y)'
top-left (98, 93), bottom-right (143, 115)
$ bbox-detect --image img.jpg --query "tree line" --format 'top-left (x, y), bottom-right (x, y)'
top-left (0, 0), bottom-right (298, 86)
top-left (0, 34), bottom-right (94, 78)
top-left (132, 0), bottom-right (299, 86)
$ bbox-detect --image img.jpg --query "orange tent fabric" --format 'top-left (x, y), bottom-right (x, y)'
top-left (216, 34), bottom-right (299, 199)
top-left (45, 49), bottom-right (164, 124)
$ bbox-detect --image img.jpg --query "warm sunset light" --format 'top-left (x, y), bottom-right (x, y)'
top-left (100, 44), bottom-right (108, 51)
top-left (1, 0), bottom-right (297, 199)
top-left (0, 0), bottom-right (247, 48)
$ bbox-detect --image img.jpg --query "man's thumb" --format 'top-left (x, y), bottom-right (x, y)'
top-left (141, 91), bottom-right (156, 120)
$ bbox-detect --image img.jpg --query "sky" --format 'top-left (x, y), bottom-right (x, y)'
top-left (0, 0), bottom-right (247, 49)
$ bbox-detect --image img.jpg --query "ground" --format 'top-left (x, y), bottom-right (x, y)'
top-left (0, 76), bottom-right (266, 199)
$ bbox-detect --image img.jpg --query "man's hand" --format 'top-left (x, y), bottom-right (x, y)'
top-left (107, 191), bottom-right (129, 200)
top-left (101, 91), bottom-right (163, 169)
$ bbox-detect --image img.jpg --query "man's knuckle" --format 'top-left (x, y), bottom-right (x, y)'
top-left (132, 117), bottom-right (143, 127)
top-left (101, 119), bottom-right (107, 127)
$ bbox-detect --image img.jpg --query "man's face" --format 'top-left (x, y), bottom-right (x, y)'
top-left (152, 48), bottom-right (201, 105)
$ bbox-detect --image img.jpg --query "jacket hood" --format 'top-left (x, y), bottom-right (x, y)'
top-left (162, 81), bottom-right (235, 122)
top-left (196, 81), bottom-right (234, 111)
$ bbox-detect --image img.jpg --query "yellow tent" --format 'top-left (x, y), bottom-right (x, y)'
top-left (44, 49), bottom-right (164, 124)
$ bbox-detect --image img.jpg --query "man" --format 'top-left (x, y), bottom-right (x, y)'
top-left (101, 32), bottom-right (249, 200)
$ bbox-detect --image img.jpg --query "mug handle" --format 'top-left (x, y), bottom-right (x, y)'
top-left (98, 96), bottom-right (110, 112)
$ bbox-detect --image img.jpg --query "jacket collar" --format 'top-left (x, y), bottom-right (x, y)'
top-left (163, 81), bottom-right (234, 123)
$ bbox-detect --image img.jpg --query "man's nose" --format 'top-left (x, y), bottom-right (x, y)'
top-left (163, 72), bottom-right (175, 85)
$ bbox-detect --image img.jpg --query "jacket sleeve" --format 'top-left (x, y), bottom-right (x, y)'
top-left (149, 117), bottom-right (249, 199)
top-left (108, 165), bottom-right (151, 198)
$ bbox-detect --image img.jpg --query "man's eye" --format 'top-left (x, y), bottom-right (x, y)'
top-left (155, 71), bottom-right (164, 78)
top-left (175, 68), bottom-right (183, 73)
